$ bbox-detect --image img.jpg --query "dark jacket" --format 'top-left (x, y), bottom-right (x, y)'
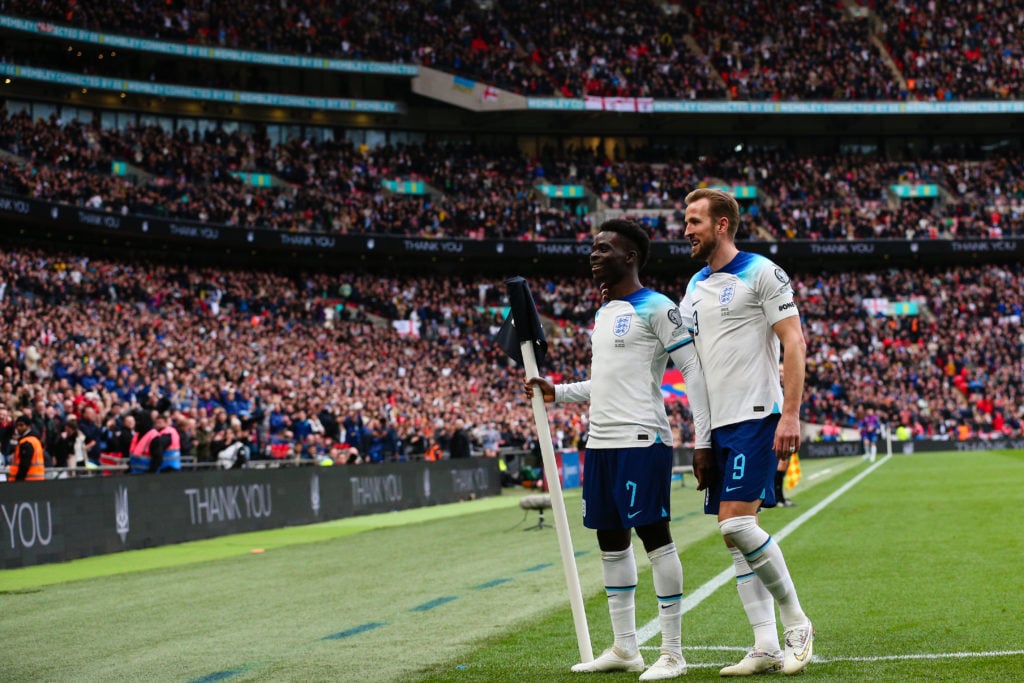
top-left (449, 428), bottom-right (472, 459)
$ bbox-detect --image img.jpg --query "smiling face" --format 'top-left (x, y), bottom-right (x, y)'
top-left (590, 231), bottom-right (635, 288)
top-left (683, 197), bottom-right (724, 263)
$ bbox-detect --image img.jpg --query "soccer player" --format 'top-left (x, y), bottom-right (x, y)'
top-left (859, 407), bottom-right (880, 462)
top-left (526, 219), bottom-right (710, 681)
top-left (679, 188), bottom-right (815, 676)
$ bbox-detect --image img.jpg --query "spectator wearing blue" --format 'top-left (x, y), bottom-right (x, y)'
top-left (360, 418), bottom-right (399, 463)
top-left (78, 405), bottom-right (103, 466)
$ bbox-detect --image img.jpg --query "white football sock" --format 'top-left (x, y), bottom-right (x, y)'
top-left (729, 546), bottom-right (780, 652)
top-left (720, 516), bottom-right (807, 629)
top-left (648, 542), bottom-right (683, 656)
top-left (602, 545), bottom-right (638, 655)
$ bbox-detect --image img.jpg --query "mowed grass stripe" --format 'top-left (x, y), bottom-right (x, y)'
top-left (412, 596), bottom-right (459, 612)
top-left (322, 621), bottom-right (386, 640)
top-left (189, 670), bottom-right (246, 683)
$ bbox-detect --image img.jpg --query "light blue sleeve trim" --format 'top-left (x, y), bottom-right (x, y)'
top-left (665, 338), bottom-right (694, 353)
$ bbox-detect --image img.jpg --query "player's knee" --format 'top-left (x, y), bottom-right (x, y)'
top-left (719, 515), bottom-right (756, 537)
top-left (597, 528), bottom-right (632, 552)
top-left (718, 515), bottom-right (767, 554)
top-left (635, 522), bottom-right (672, 553)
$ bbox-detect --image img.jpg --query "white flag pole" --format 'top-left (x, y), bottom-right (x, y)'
top-left (520, 338), bottom-right (594, 664)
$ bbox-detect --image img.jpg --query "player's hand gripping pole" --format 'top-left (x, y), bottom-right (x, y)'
top-left (520, 340), bottom-right (593, 664)
top-left (495, 276), bottom-right (592, 664)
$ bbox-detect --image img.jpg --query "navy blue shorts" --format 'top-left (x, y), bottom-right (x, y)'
top-left (582, 443), bottom-right (673, 530)
top-left (704, 416), bottom-right (779, 515)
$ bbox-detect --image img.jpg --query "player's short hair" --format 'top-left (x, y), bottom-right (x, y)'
top-left (685, 188), bottom-right (741, 239)
top-left (598, 218), bottom-right (650, 270)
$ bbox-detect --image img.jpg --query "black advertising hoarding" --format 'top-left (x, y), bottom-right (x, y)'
top-left (801, 436), bottom-right (1024, 459)
top-left (0, 459), bottom-right (500, 569)
top-left (0, 192), bottom-right (1020, 269)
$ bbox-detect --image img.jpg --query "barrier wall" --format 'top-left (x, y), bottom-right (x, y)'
top-left (0, 459), bottom-right (500, 569)
top-left (802, 436), bottom-right (1024, 459)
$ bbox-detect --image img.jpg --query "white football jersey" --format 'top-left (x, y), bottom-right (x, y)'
top-left (556, 288), bottom-right (693, 449)
top-left (679, 252), bottom-right (798, 430)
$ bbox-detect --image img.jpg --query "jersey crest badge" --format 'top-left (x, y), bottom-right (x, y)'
top-left (613, 314), bottom-right (632, 337)
top-left (719, 283), bottom-right (736, 305)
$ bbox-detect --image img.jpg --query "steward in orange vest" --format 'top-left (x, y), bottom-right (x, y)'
top-left (10, 415), bottom-right (45, 481)
top-left (424, 443), bottom-right (443, 462)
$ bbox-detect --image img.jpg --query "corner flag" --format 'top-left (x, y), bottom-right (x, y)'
top-left (494, 276), bottom-right (592, 664)
top-left (784, 452), bottom-right (802, 491)
top-left (495, 276), bottom-right (547, 367)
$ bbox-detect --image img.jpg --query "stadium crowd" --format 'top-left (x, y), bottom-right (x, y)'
top-left (4, 0), bottom-right (1022, 100)
top-left (3, 107), bottom-right (1022, 241)
top-left (1, 244), bottom-right (1020, 475)
top-left (872, 0), bottom-right (1024, 101)
top-left (687, 0), bottom-right (900, 101)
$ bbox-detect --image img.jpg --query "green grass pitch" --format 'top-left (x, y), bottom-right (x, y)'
top-left (2, 449), bottom-right (1022, 681)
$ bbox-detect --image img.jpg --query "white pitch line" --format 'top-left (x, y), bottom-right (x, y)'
top-left (808, 649), bottom-right (1024, 663)
top-left (639, 645), bottom-right (746, 652)
top-left (659, 649), bottom-right (1024, 669)
top-left (638, 455), bottom-right (891, 645)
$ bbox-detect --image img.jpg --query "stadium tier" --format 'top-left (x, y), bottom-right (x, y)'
top-left (3, 1), bottom-right (1021, 101)
top-left (2, 108), bottom-right (1023, 243)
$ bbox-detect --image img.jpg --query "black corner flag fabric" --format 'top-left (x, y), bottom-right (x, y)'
top-left (495, 276), bottom-right (548, 367)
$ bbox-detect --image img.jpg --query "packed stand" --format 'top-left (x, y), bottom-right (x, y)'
top-left (0, 247), bottom-right (615, 471)
top-left (0, 109), bottom-right (593, 239)
top-left (869, 0), bottom-right (1024, 100)
top-left (685, 0), bottom-right (900, 100)
top-left (1, 0), bottom-right (890, 100)
top-left (1, 0), bottom-right (729, 98)
top-left (2, 244), bottom-right (1021, 477)
top-left (496, 0), bottom-right (726, 99)
top-left (4, 108), bottom-right (1023, 241)
top-left (798, 264), bottom-right (1024, 441)
top-left (9, 0), bottom-right (1024, 101)
top-left (570, 149), bottom-right (1024, 240)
